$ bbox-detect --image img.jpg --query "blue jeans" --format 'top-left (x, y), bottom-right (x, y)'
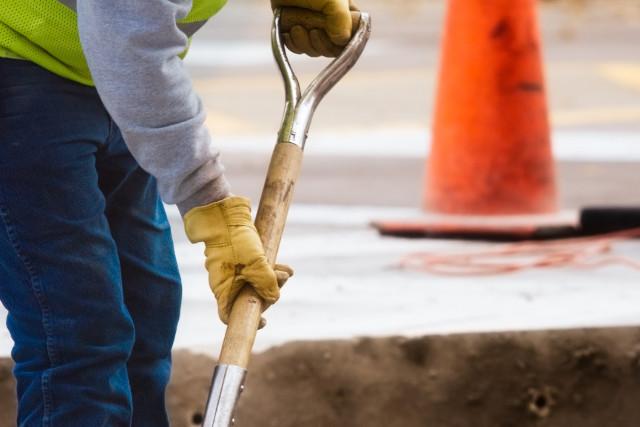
top-left (0, 58), bottom-right (182, 426)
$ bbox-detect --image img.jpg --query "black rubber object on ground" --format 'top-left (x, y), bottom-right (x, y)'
top-left (374, 207), bottom-right (640, 241)
top-left (580, 207), bottom-right (640, 235)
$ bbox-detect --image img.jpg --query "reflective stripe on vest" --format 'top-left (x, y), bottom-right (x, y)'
top-left (56, 0), bottom-right (210, 37)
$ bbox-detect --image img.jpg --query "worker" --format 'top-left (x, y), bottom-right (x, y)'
top-left (0, 0), bottom-right (357, 425)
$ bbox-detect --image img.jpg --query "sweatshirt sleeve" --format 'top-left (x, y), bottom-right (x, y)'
top-left (77, 0), bottom-right (230, 216)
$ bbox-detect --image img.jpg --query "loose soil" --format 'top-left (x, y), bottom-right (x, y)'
top-left (2, 327), bottom-right (640, 426)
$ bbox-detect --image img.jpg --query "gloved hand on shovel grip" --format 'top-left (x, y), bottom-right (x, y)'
top-left (272, 0), bottom-right (360, 57)
top-left (184, 196), bottom-right (293, 324)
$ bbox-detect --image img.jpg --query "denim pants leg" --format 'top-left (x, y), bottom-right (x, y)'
top-left (0, 58), bottom-right (182, 426)
top-left (97, 126), bottom-right (182, 427)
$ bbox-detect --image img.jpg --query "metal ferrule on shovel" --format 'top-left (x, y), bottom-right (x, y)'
top-left (201, 9), bottom-right (371, 427)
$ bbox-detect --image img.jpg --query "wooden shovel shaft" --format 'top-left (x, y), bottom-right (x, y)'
top-left (204, 11), bottom-right (370, 427)
top-left (217, 142), bottom-right (303, 367)
top-left (254, 142), bottom-right (304, 263)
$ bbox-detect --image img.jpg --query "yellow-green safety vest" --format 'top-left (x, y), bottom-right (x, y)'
top-left (0, 0), bottom-right (227, 86)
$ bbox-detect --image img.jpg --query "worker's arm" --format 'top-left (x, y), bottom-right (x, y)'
top-left (77, 0), bottom-right (228, 215)
top-left (77, 1), bottom-right (292, 323)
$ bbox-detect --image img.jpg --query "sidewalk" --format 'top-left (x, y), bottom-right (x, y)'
top-left (172, 203), bottom-right (640, 356)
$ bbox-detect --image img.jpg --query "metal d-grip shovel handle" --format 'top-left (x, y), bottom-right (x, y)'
top-left (273, 9), bottom-right (372, 149)
top-left (201, 10), bottom-right (371, 427)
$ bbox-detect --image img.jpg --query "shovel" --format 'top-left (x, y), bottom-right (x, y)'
top-left (201, 8), bottom-right (371, 427)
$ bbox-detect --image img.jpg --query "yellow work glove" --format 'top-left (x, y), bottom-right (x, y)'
top-left (272, 0), bottom-right (360, 57)
top-left (184, 196), bottom-right (293, 324)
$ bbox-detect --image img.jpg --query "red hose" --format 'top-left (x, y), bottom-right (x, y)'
top-left (397, 228), bottom-right (640, 276)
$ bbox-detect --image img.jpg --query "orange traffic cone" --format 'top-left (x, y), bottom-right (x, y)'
top-left (374, 0), bottom-right (573, 240)
top-left (427, 0), bottom-right (556, 215)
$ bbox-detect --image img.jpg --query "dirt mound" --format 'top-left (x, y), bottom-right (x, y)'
top-left (2, 328), bottom-right (640, 426)
top-left (170, 328), bottom-right (640, 427)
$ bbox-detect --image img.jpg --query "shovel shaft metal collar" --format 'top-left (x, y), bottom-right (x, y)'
top-left (202, 364), bottom-right (247, 427)
top-left (272, 9), bottom-right (372, 149)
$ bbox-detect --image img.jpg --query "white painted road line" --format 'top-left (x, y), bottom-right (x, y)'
top-left (185, 39), bottom-right (388, 67)
top-left (208, 128), bottom-right (640, 161)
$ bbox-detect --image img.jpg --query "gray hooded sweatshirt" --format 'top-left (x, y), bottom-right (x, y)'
top-left (76, 0), bottom-right (231, 215)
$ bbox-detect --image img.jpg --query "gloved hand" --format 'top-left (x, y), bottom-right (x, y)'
top-left (272, 0), bottom-right (360, 57)
top-left (184, 196), bottom-right (293, 324)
